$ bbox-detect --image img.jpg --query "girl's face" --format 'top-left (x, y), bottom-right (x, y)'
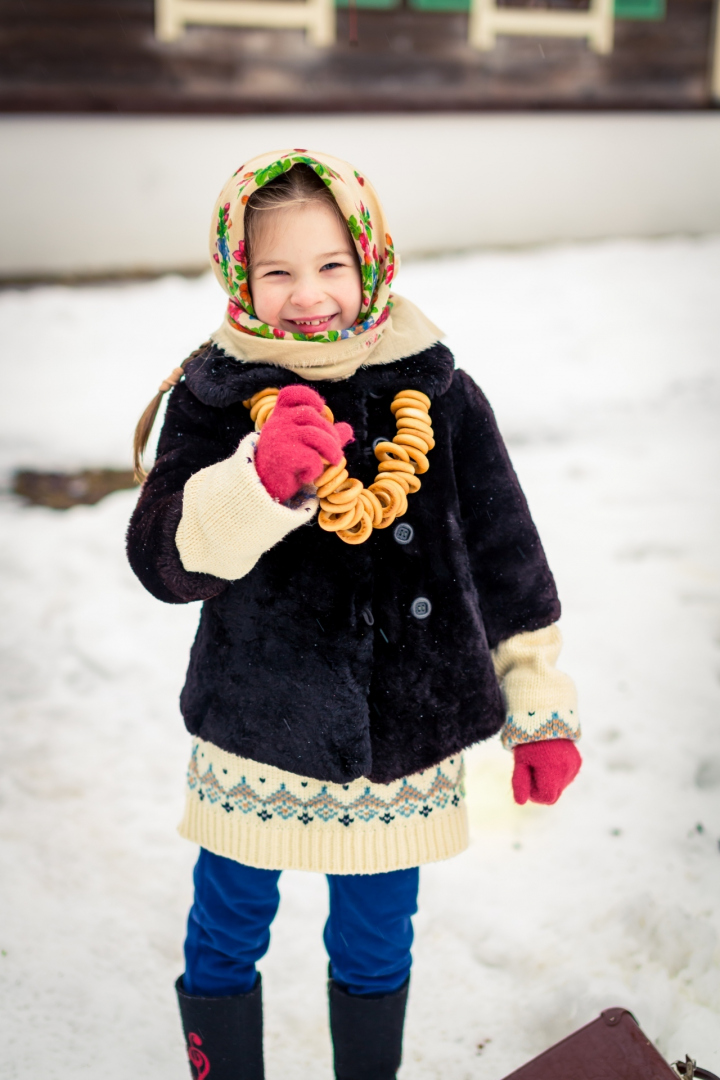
top-left (249, 201), bottom-right (362, 336)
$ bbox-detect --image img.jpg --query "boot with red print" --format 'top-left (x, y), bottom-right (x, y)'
top-left (175, 975), bottom-right (264, 1080)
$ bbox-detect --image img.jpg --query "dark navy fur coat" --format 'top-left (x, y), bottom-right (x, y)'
top-left (127, 342), bottom-right (560, 785)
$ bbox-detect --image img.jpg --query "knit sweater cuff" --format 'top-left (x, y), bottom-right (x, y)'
top-left (175, 431), bottom-right (318, 581)
top-left (493, 624), bottom-right (580, 749)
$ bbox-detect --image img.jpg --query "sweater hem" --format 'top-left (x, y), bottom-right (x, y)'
top-left (178, 795), bottom-right (468, 874)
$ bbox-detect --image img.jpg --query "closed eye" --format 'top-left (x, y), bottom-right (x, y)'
top-left (321, 261), bottom-right (346, 271)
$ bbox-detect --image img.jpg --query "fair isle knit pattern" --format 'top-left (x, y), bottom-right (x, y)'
top-left (501, 711), bottom-right (578, 749)
top-left (179, 738), bottom-right (468, 875)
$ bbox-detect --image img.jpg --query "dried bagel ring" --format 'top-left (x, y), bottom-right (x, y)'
top-left (404, 473), bottom-right (422, 494)
top-left (324, 477), bottom-right (364, 506)
top-left (359, 489), bottom-right (383, 527)
top-left (397, 389), bottom-right (431, 408)
top-left (316, 470), bottom-right (349, 499)
top-left (316, 457), bottom-right (348, 483)
top-left (338, 511), bottom-right (373, 545)
top-left (396, 418), bottom-right (435, 448)
top-left (382, 475), bottom-right (410, 494)
top-left (250, 391), bottom-right (279, 422)
top-left (249, 386), bottom-right (278, 406)
top-left (369, 486), bottom-right (395, 524)
top-left (377, 459), bottom-right (415, 476)
top-left (394, 406), bottom-right (432, 423)
top-left (394, 432), bottom-right (430, 453)
top-left (251, 387), bottom-right (279, 405)
top-left (402, 445), bottom-right (430, 473)
top-left (246, 387), bottom-right (279, 410)
top-left (372, 486), bottom-right (393, 509)
top-left (395, 415), bottom-right (433, 436)
top-left (383, 492), bottom-right (408, 519)
top-left (251, 402), bottom-right (276, 429)
top-left (348, 498), bottom-right (366, 529)
top-left (373, 510), bottom-right (396, 529)
top-left (374, 441), bottom-right (410, 463)
top-left (322, 405), bottom-right (334, 424)
top-left (318, 506), bottom-right (358, 532)
top-left (320, 495), bottom-right (353, 512)
top-left (254, 401), bottom-right (276, 430)
top-left (390, 397), bottom-right (427, 414)
top-left (321, 497), bottom-right (363, 529)
top-left (315, 460), bottom-right (348, 497)
top-left (323, 493), bottom-right (360, 512)
top-left (371, 477), bottom-right (406, 517)
top-left (368, 486), bottom-right (398, 527)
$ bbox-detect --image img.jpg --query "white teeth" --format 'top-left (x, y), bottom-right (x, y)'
top-left (293, 316), bottom-right (334, 326)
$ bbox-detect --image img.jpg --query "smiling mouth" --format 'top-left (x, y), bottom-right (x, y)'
top-left (288, 314), bottom-right (338, 328)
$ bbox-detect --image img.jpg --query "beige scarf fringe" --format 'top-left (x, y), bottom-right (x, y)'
top-left (210, 294), bottom-right (444, 382)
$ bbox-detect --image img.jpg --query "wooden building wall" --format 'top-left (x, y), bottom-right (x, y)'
top-left (0, 0), bottom-right (717, 112)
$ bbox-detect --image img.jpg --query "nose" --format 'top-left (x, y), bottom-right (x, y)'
top-left (289, 275), bottom-right (326, 311)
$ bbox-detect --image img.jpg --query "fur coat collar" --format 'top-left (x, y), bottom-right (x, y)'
top-left (183, 338), bottom-right (455, 409)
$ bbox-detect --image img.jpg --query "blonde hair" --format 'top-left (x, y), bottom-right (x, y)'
top-left (132, 341), bottom-right (210, 482)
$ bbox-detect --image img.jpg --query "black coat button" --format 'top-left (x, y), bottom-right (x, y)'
top-left (410, 597), bottom-right (432, 620)
top-left (372, 436), bottom-right (390, 451)
top-left (393, 522), bottom-right (414, 545)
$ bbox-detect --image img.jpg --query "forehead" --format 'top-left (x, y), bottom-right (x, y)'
top-left (251, 200), bottom-right (353, 258)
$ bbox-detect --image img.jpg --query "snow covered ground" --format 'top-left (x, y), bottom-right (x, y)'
top-left (1, 236), bottom-right (719, 1078)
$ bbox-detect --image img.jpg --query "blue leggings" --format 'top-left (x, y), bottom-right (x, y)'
top-left (184, 849), bottom-right (419, 998)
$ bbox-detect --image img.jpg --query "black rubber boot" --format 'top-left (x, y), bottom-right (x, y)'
top-left (175, 975), bottom-right (264, 1080)
top-left (328, 977), bottom-right (410, 1080)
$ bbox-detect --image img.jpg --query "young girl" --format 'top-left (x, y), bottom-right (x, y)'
top-left (127, 149), bottom-right (581, 1080)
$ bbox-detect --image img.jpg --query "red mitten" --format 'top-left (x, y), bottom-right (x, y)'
top-left (512, 739), bottom-right (582, 806)
top-left (254, 385), bottom-right (354, 503)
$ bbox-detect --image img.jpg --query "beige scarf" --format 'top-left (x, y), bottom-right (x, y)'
top-left (211, 292), bottom-right (443, 381)
top-left (208, 148), bottom-right (443, 380)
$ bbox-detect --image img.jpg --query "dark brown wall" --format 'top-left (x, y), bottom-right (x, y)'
top-left (0, 0), bottom-right (716, 112)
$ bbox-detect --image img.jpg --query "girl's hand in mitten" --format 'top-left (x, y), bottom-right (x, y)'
top-left (255, 385), bottom-right (354, 504)
top-left (512, 739), bottom-right (582, 805)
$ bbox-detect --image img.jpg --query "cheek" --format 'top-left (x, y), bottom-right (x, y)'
top-left (341, 270), bottom-right (363, 320)
top-left (249, 276), bottom-right (282, 322)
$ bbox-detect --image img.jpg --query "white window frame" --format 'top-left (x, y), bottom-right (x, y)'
top-left (469, 0), bottom-right (614, 54)
top-left (155, 0), bottom-right (336, 47)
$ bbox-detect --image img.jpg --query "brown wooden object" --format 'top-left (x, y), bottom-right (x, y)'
top-left (13, 468), bottom-right (138, 509)
top-left (500, 1008), bottom-right (681, 1080)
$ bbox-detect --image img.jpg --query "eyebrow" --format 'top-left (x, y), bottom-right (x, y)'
top-left (253, 250), bottom-right (353, 270)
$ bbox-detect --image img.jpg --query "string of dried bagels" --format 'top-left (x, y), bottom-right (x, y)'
top-left (243, 388), bottom-right (433, 545)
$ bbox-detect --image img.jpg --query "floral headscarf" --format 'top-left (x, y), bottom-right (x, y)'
top-left (209, 149), bottom-right (395, 344)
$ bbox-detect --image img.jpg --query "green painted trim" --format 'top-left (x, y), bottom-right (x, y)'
top-left (408, 0), bottom-right (470, 9)
top-left (406, 0), bottom-right (666, 14)
top-left (614, 0), bottom-right (666, 18)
